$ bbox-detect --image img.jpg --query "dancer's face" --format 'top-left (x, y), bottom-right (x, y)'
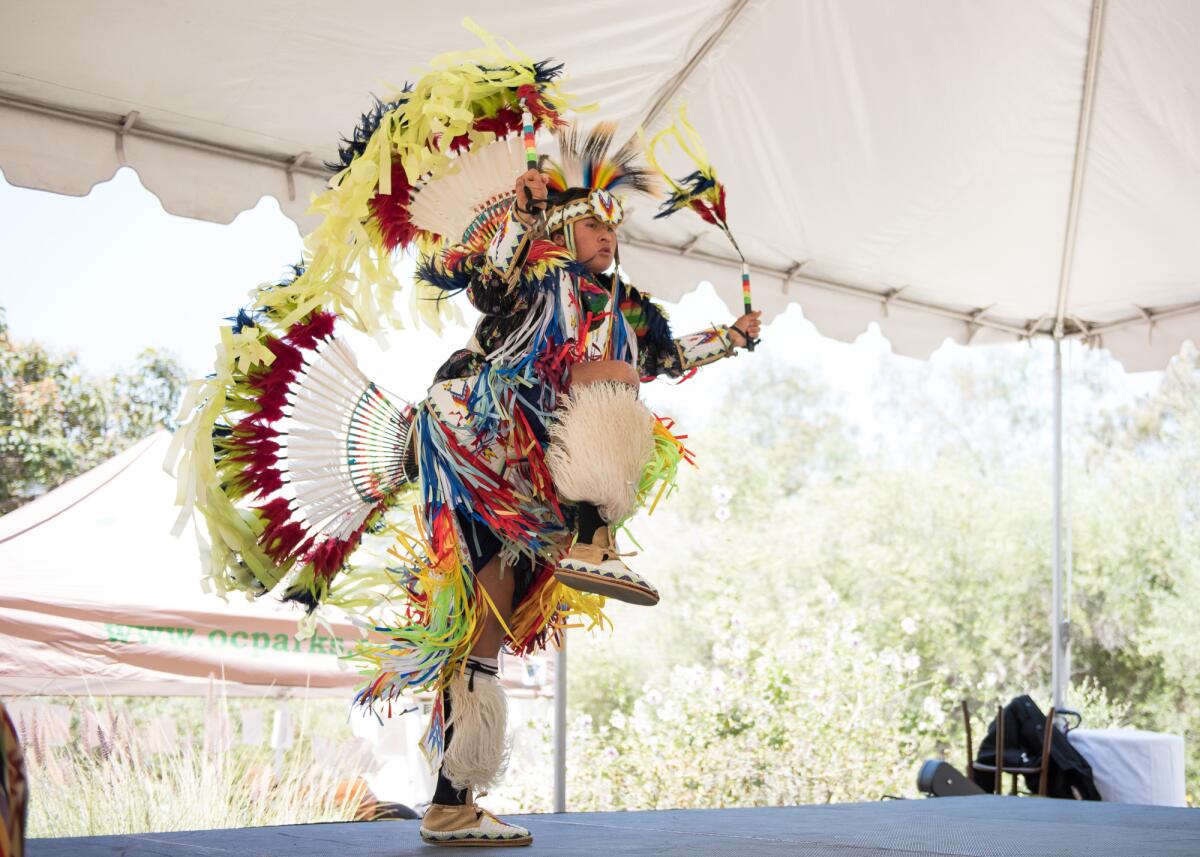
top-left (563, 217), bottom-right (617, 274)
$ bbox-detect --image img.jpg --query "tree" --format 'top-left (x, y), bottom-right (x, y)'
top-left (552, 340), bottom-right (1200, 808)
top-left (0, 307), bottom-right (187, 514)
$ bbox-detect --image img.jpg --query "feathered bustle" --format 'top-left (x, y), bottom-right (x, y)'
top-left (325, 90), bottom-right (412, 173)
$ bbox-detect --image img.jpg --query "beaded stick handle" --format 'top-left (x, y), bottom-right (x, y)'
top-left (522, 109), bottom-right (538, 170)
top-left (741, 263), bottom-right (756, 352)
top-left (520, 108), bottom-right (544, 218)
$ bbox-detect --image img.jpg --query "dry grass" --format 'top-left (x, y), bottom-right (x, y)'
top-left (15, 694), bottom-right (372, 838)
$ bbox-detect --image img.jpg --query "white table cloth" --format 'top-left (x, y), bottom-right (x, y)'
top-left (1068, 728), bottom-right (1186, 806)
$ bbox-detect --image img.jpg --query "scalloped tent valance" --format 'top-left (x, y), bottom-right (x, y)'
top-left (2, 1), bottom-right (1197, 370)
top-left (3, 2), bottom-right (1198, 371)
top-left (3, 1), bottom-right (1197, 370)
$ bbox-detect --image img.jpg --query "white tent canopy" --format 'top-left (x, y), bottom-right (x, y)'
top-left (0, 432), bottom-right (365, 697)
top-left (2, 1), bottom-right (1197, 369)
top-left (0, 432), bottom-right (554, 699)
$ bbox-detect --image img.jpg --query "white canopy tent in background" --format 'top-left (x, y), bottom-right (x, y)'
top-left (0, 431), bottom-right (549, 700)
top-left (0, 432), bottom-right (366, 698)
top-left (0, 432), bottom-right (550, 804)
top-left (3, 0), bottom-right (1198, 807)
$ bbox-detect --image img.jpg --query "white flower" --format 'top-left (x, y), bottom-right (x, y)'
top-left (901, 617), bottom-right (917, 635)
top-left (714, 506), bottom-right (731, 522)
top-left (984, 671), bottom-right (998, 687)
top-left (610, 711), bottom-right (626, 730)
top-left (710, 670), bottom-right (727, 696)
top-left (903, 654), bottom-right (921, 671)
top-left (604, 746), bottom-right (619, 759)
top-left (922, 696), bottom-right (941, 717)
top-left (711, 484), bottom-right (734, 504)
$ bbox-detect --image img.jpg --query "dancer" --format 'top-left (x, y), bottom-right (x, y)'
top-left (170, 29), bottom-right (760, 848)
top-left (415, 143), bottom-right (759, 844)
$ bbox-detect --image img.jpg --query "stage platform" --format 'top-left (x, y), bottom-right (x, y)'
top-left (29, 795), bottom-right (1200, 856)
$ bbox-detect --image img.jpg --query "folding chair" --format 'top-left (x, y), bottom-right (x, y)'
top-left (963, 701), bottom-right (1056, 796)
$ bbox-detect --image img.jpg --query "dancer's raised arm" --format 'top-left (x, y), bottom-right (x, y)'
top-left (620, 283), bottom-right (762, 380)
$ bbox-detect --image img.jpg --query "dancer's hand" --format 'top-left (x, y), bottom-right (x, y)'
top-left (729, 311), bottom-right (762, 348)
top-left (513, 169), bottom-right (548, 225)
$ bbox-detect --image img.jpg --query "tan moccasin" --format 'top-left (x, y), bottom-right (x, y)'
top-left (419, 791), bottom-right (532, 847)
top-left (554, 526), bottom-right (660, 607)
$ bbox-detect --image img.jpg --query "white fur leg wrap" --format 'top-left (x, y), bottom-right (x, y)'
top-left (545, 381), bottom-right (655, 524)
top-left (442, 672), bottom-right (510, 792)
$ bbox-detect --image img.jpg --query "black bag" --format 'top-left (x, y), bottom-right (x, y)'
top-left (971, 695), bottom-right (1101, 800)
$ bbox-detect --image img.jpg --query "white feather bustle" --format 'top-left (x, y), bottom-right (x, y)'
top-left (545, 381), bottom-right (655, 524)
top-left (442, 672), bottom-right (510, 792)
top-left (409, 136), bottom-right (527, 244)
top-left (283, 336), bottom-right (411, 539)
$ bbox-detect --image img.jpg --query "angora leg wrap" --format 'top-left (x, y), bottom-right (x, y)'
top-left (546, 381), bottom-right (655, 524)
top-left (441, 672), bottom-right (510, 792)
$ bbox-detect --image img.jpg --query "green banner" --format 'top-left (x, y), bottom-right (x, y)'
top-left (103, 622), bottom-right (353, 657)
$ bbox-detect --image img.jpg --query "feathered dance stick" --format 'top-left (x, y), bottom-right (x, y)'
top-left (644, 106), bottom-right (758, 350)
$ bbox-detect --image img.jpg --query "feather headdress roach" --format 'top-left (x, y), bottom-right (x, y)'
top-left (544, 122), bottom-right (657, 196)
top-left (541, 122), bottom-right (657, 233)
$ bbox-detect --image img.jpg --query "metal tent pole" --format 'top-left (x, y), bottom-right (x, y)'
top-left (553, 635), bottom-right (567, 813)
top-left (1048, 0), bottom-right (1105, 717)
top-left (1051, 338), bottom-right (1068, 711)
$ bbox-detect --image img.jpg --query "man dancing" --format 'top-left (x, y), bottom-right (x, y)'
top-left (172, 36), bottom-right (760, 848)
top-left (415, 129), bottom-right (759, 844)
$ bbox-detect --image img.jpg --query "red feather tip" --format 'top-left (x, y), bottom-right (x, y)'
top-left (515, 84), bottom-right (564, 128)
top-left (369, 161), bottom-right (422, 251)
top-left (689, 199), bottom-right (719, 226)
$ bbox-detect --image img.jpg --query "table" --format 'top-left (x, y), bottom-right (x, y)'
top-left (1068, 728), bottom-right (1186, 806)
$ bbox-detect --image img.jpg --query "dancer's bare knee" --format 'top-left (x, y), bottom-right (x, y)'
top-left (569, 359), bottom-right (639, 388)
